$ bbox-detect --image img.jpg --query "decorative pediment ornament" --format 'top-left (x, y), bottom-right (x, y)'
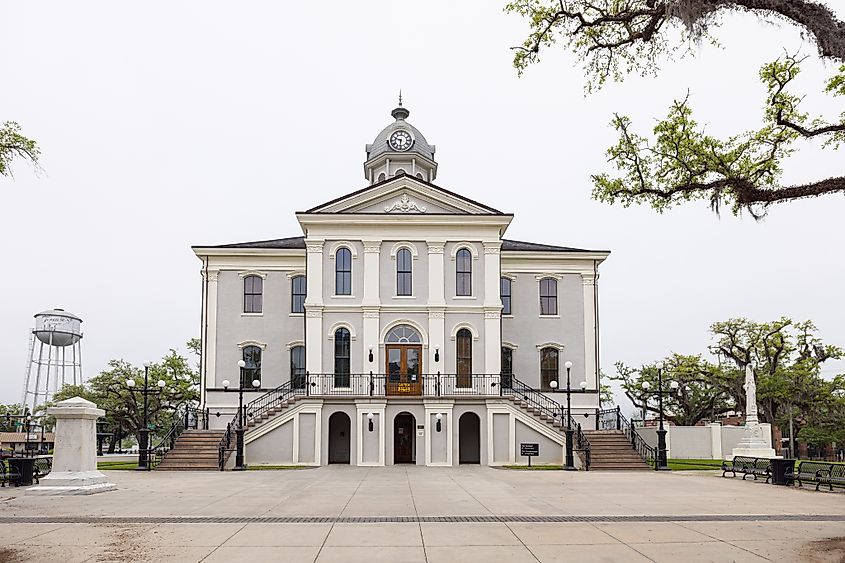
top-left (384, 194), bottom-right (427, 213)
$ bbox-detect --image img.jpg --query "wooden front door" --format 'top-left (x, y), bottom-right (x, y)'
top-left (386, 345), bottom-right (422, 396)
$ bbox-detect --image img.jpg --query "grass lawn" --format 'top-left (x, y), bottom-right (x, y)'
top-left (247, 465), bottom-right (314, 470)
top-left (666, 459), bottom-right (724, 471)
top-left (97, 461), bottom-right (139, 470)
top-left (502, 464), bottom-right (564, 470)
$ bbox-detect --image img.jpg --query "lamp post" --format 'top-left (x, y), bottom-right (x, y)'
top-left (550, 360), bottom-right (577, 471)
top-left (222, 359), bottom-right (260, 471)
top-left (641, 365), bottom-right (679, 471)
top-left (126, 362), bottom-right (166, 471)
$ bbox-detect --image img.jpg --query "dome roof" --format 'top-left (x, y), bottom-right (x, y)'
top-left (366, 105), bottom-right (435, 162)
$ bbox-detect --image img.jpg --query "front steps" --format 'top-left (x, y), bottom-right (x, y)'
top-left (244, 396), bottom-right (302, 431)
top-left (583, 430), bottom-right (651, 470)
top-left (156, 429), bottom-right (225, 471)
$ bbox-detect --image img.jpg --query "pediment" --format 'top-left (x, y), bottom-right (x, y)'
top-left (305, 175), bottom-right (502, 215)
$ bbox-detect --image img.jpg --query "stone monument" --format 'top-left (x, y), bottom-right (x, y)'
top-left (731, 364), bottom-right (777, 459)
top-left (29, 396), bottom-right (116, 495)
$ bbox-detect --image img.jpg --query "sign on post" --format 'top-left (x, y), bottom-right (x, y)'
top-left (520, 442), bottom-right (539, 467)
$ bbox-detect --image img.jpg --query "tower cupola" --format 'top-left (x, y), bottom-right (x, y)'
top-left (364, 96), bottom-right (437, 184)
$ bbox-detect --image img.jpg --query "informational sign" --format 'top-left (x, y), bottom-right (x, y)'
top-left (416, 424), bottom-right (425, 437)
top-left (520, 442), bottom-right (539, 467)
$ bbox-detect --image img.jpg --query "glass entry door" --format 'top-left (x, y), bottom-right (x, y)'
top-left (386, 345), bottom-right (422, 396)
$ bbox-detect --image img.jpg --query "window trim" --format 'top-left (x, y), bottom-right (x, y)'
top-left (539, 346), bottom-right (559, 392)
top-left (291, 274), bottom-right (307, 314)
top-left (334, 247), bottom-right (353, 296)
top-left (456, 248), bottom-right (472, 297)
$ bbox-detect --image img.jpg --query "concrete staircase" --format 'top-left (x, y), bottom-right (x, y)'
top-left (583, 429), bottom-right (651, 470)
top-left (244, 395), bottom-right (303, 431)
top-left (156, 429), bottom-right (225, 471)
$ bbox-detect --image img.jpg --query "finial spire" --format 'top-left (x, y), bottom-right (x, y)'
top-left (391, 92), bottom-right (410, 120)
top-left (398, 90), bottom-right (403, 106)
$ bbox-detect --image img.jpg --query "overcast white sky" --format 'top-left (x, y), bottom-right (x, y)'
top-left (1, 2), bottom-right (842, 406)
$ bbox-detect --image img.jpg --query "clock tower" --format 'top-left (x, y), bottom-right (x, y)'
top-left (364, 98), bottom-right (437, 184)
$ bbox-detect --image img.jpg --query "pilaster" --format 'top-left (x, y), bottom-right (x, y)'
top-left (305, 240), bottom-right (324, 373)
top-left (204, 268), bottom-right (220, 394)
top-left (356, 400), bottom-right (386, 466)
top-left (428, 309), bottom-right (445, 373)
top-left (582, 273), bottom-right (597, 389)
top-left (424, 400), bottom-right (454, 466)
top-left (427, 242), bottom-right (445, 306)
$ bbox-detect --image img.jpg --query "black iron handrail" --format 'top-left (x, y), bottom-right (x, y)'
top-left (598, 406), bottom-right (656, 469)
top-left (148, 403), bottom-right (202, 470)
top-left (504, 376), bottom-right (591, 470)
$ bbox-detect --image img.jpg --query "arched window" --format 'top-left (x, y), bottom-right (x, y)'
top-left (242, 345), bottom-right (262, 387)
top-left (335, 248), bottom-right (352, 295)
top-left (243, 275), bottom-right (263, 313)
top-left (456, 248), bottom-right (472, 296)
top-left (291, 345), bottom-right (306, 389)
top-left (291, 275), bottom-right (306, 314)
top-left (334, 328), bottom-right (351, 387)
top-left (456, 328), bottom-right (472, 387)
top-left (500, 277), bottom-right (512, 315)
top-left (415, 172), bottom-right (423, 180)
top-left (394, 168), bottom-right (406, 175)
top-left (540, 278), bottom-right (558, 316)
top-left (540, 347), bottom-right (558, 391)
top-left (396, 248), bottom-right (412, 296)
top-left (501, 347), bottom-right (513, 389)
top-left (386, 325), bottom-right (421, 343)
top-left (377, 172), bottom-right (386, 182)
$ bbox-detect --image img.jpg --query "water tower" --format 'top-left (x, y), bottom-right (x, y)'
top-left (20, 309), bottom-right (84, 412)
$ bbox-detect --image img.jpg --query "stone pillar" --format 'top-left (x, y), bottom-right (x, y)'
top-left (581, 273), bottom-right (597, 389)
top-left (29, 397), bottom-right (116, 495)
top-left (483, 243), bottom-right (502, 375)
top-left (709, 423), bottom-right (723, 460)
top-left (424, 400), bottom-right (454, 466)
top-left (356, 400), bottom-right (386, 466)
top-left (305, 240), bottom-right (324, 373)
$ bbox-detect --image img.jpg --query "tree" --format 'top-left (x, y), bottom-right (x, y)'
top-left (0, 121), bottom-right (40, 177)
top-left (0, 403), bottom-right (25, 432)
top-left (49, 344), bottom-right (200, 451)
top-left (612, 353), bottom-right (735, 425)
top-left (507, 1), bottom-right (845, 216)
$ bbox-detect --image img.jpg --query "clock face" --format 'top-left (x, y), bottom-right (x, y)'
top-left (389, 130), bottom-right (414, 151)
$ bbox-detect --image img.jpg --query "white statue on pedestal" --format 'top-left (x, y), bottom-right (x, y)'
top-left (28, 396), bottom-right (116, 495)
top-left (731, 364), bottom-right (777, 459)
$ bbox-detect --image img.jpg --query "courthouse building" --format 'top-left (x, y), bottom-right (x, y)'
top-left (193, 102), bottom-right (609, 467)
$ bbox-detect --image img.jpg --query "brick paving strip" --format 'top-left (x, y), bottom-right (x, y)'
top-left (1, 514), bottom-right (844, 524)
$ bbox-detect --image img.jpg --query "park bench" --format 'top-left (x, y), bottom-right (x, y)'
top-left (785, 461), bottom-right (837, 491)
top-left (0, 459), bottom-right (22, 487)
top-left (818, 464), bottom-right (845, 491)
top-left (721, 456), bottom-right (772, 482)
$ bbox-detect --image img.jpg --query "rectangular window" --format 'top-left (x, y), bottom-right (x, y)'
top-left (501, 347), bottom-right (513, 389)
top-left (242, 346), bottom-right (262, 387)
top-left (291, 275), bottom-right (306, 313)
top-left (540, 278), bottom-right (558, 316)
top-left (456, 248), bottom-right (472, 296)
top-left (501, 277), bottom-right (512, 315)
top-left (291, 346), bottom-right (306, 389)
top-left (456, 329), bottom-right (472, 388)
top-left (540, 347), bottom-right (558, 391)
top-left (243, 275), bottom-right (263, 313)
top-left (335, 248), bottom-right (352, 296)
top-left (397, 248), bottom-right (412, 296)
top-left (334, 329), bottom-right (351, 387)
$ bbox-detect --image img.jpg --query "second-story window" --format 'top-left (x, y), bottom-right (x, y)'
top-left (243, 275), bottom-right (263, 314)
top-left (456, 328), bottom-right (472, 388)
top-left (335, 247), bottom-right (352, 295)
top-left (501, 277), bottom-right (512, 315)
top-left (242, 345), bottom-right (262, 387)
top-left (396, 248), bottom-right (412, 296)
top-left (456, 248), bottom-right (472, 296)
top-left (291, 275), bottom-right (306, 313)
top-left (540, 347), bottom-right (558, 391)
top-left (540, 278), bottom-right (558, 316)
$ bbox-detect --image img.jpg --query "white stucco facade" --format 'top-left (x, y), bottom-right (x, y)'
top-left (193, 103), bottom-right (609, 466)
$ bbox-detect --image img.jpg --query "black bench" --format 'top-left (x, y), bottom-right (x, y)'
top-left (785, 461), bottom-right (838, 491)
top-left (818, 464), bottom-right (845, 491)
top-left (0, 459), bottom-right (22, 487)
top-left (721, 456), bottom-right (772, 482)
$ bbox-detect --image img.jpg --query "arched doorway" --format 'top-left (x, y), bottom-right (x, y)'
top-left (385, 325), bottom-right (423, 396)
top-left (458, 412), bottom-right (481, 464)
top-left (394, 412), bottom-right (416, 464)
top-left (328, 412), bottom-right (351, 464)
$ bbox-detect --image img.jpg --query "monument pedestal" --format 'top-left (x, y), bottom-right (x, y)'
top-left (730, 421), bottom-right (776, 459)
top-left (28, 397), bottom-right (116, 495)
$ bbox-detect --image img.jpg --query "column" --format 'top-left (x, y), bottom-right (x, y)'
top-left (203, 268), bottom-right (220, 401)
top-left (356, 400), bottom-right (386, 466)
top-left (362, 241), bottom-right (382, 371)
top-left (427, 242), bottom-right (446, 370)
top-left (483, 243), bottom-right (502, 375)
top-left (582, 273), bottom-right (597, 389)
top-left (424, 400), bottom-right (454, 466)
top-left (305, 240), bottom-right (324, 373)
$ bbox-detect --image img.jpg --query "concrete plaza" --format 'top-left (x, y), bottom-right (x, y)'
top-left (0, 466), bottom-right (843, 562)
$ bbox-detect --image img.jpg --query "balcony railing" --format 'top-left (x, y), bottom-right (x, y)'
top-left (295, 373), bottom-right (506, 398)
